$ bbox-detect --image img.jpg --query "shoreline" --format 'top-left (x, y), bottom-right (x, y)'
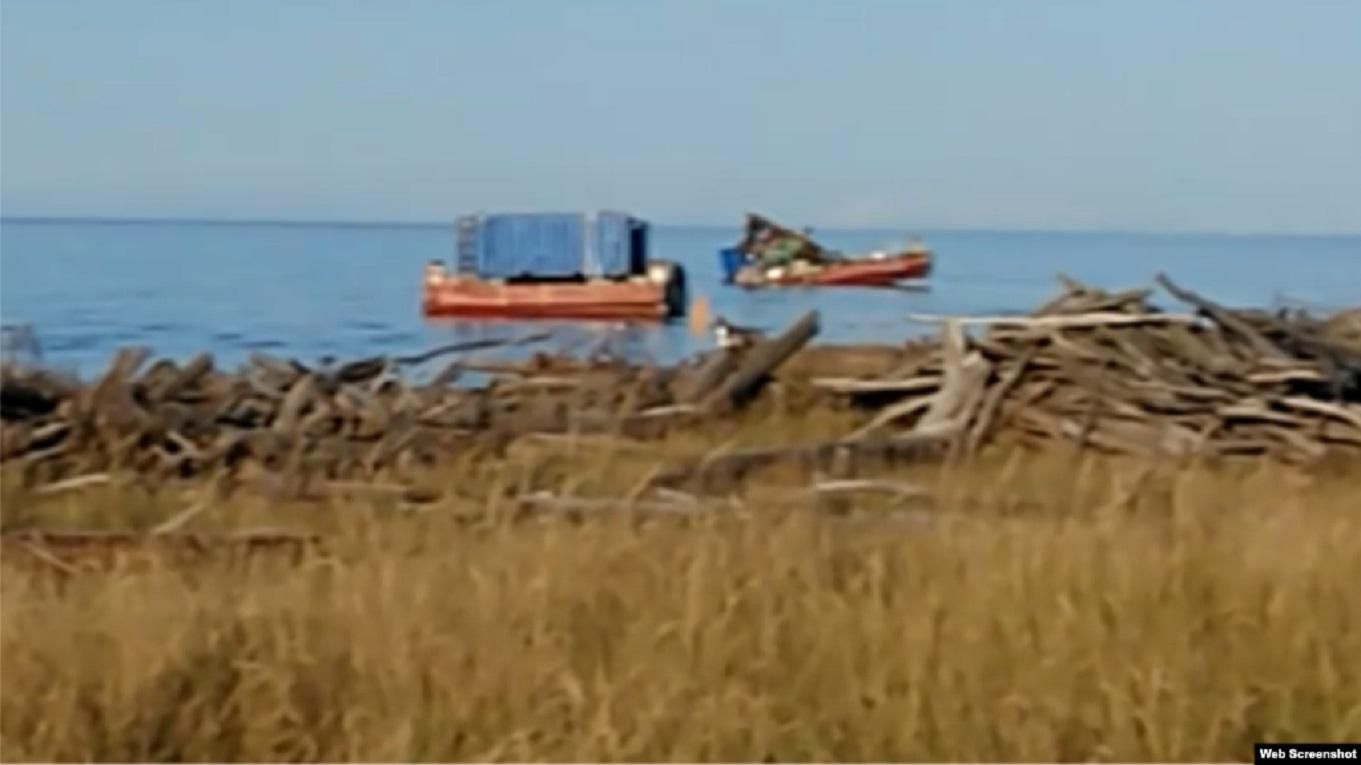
top-left (4, 273), bottom-right (1359, 499)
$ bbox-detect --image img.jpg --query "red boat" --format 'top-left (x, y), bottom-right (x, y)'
top-left (422, 261), bottom-right (687, 320)
top-left (722, 212), bottom-right (934, 289)
top-left (732, 250), bottom-right (932, 288)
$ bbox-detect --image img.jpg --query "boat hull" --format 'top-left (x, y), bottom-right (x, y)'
top-left (735, 253), bottom-right (932, 288)
top-left (423, 274), bottom-right (684, 321)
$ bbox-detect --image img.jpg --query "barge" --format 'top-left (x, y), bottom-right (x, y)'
top-left (421, 211), bottom-right (687, 321)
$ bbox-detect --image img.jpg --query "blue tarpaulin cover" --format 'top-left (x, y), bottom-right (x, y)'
top-left (458, 212), bottom-right (647, 280)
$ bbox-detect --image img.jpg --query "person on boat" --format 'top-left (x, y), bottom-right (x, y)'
top-left (906, 236), bottom-right (929, 256)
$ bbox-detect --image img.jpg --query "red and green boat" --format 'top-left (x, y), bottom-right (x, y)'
top-left (720, 213), bottom-right (933, 288)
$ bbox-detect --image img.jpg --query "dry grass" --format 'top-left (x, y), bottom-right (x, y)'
top-left (2, 422), bottom-right (1360, 761)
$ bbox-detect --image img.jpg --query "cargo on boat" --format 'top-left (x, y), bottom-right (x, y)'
top-left (422, 211), bottom-right (687, 320)
top-left (719, 213), bottom-right (933, 288)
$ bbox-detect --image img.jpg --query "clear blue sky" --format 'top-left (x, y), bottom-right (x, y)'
top-left (2, 0), bottom-right (1358, 233)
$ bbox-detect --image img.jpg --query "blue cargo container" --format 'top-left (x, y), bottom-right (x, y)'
top-left (457, 211), bottom-right (648, 280)
top-left (481, 213), bottom-right (584, 280)
top-left (586, 211), bottom-right (629, 278)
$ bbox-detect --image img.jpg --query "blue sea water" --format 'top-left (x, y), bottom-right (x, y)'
top-left (1, 218), bottom-right (1357, 377)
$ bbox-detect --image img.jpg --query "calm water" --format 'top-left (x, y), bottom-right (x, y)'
top-left (1, 219), bottom-right (1358, 377)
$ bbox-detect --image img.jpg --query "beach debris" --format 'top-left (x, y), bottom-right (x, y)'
top-left (649, 432), bottom-right (950, 493)
top-left (0, 314), bottom-right (819, 494)
top-left (814, 273), bottom-right (1361, 463)
top-left (702, 310), bottom-right (819, 412)
top-left (2, 277), bottom-right (1359, 503)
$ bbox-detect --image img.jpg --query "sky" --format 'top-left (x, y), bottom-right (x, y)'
top-left (1, 0), bottom-right (1359, 234)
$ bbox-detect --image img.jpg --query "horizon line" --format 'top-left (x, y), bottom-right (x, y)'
top-left (2, 213), bottom-right (1358, 239)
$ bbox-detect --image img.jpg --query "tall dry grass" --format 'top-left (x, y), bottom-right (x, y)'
top-left (2, 446), bottom-right (1359, 762)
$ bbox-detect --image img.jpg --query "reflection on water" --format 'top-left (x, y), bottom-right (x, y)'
top-left (425, 317), bottom-right (692, 367)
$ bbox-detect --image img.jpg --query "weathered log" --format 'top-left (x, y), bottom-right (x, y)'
top-left (777, 344), bottom-right (909, 381)
top-left (673, 349), bottom-right (742, 405)
top-left (650, 432), bottom-right (950, 493)
top-left (1, 377), bottom-right (67, 420)
top-left (514, 492), bottom-right (696, 518)
top-left (1156, 273), bottom-right (1288, 360)
top-left (792, 479), bottom-right (932, 502)
top-left (1029, 279), bottom-right (1154, 318)
top-left (844, 395), bottom-right (934, 442)
top-left (93, 347), bottom-right (151, 398)
top-left (149, 499), bottom-right (212, 535)
top-left (1318, 422), bottom-right (1361, 446)
top-left (157, 353), bottom-right (215, 401)
top-left (908, 312), bottom-right (1199, 329)
top-left (1277, 397), bottom-right (1361, 430)
top-left (965, 352), bottom-right (1034, 455)
top-left (31, 472), bottom-right (112, 496)
top-left (273, 375), bottom-right (319, 434)
top-left (702, 311), bottom-right (820, 413)
top-left (80, 348), bottom-right (152, 432)
top-left (890, 320), bottom-right (993, 445)
top-left (810, 375), bottom-right (941, 396)
top-left (136, 359), bottom-right (180, 394)
top-left (1, 422), bottom-right (33, 458)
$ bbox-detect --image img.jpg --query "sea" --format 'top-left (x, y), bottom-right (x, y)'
top-left (1, 218), bottom-right (1358, 378)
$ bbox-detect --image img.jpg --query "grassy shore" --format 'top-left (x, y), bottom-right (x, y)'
top-left (2, 409), bottom-right (1360, 761)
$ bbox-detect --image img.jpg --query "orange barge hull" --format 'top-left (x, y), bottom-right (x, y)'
top-left (423, 277), bottom-right (673, 320)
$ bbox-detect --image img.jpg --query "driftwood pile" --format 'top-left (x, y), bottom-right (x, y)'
top-left (811, 273), bottom-right (1361, 464)
top-left (0, 316), bottom-right (835, 492)
top-left (3, 274), bottom-right (1359, 500)
top-left (0, 353), bottom-right (634, 488)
